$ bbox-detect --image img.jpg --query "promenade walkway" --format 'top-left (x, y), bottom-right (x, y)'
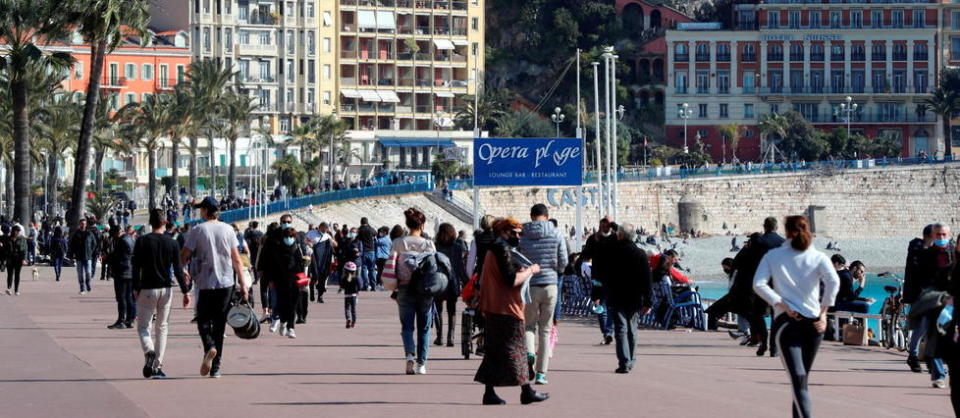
top-left (0, 267), bottom-right (952, 417)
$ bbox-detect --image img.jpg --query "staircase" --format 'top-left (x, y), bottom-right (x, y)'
top-left (424, 191), bottom-right (476, 225)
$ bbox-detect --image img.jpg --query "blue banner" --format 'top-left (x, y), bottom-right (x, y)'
top-left (473, 138), bottom-right (583, 186)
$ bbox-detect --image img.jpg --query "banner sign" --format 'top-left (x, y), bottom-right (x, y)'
top-left (473, 138), bottom-right (583, 186)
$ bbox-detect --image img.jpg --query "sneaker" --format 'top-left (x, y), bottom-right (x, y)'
top-left (534, 373), bottom-right (548, 385)
top-left (107, 321), bottom-right (125, 329)
top-left (79, 291), bottom-right (86, 295)
top-left (210, 369), bottom-right (221, 379)
top-left (124, 322), bottom-right (133, 329)
top-left (933, 379), bottom-right (947, 389)
top-left (287, 329), bottom-right (296, 339)
top-left (907, 356), bottom-right (923, 373)
top-left (415, 364), bottom-right (427, 375)
top-left (728, 330), bottom-right (744, 340)
top-left (269, 319), bottom-right (280, 333)
top-left (14, 291), bottom-right (19, 296)
top-left (603, 335), bottom-right (613, 345)
top-left (150, 368), bottom-right (167, 379)
top-left (405, 355), bottom-right (416, 375)
top-left (615, 366), bottom-right (629, 374)
top-left (280, 325), bottom-right (288, 337)
top-left (200, 348), bottom-right (217, 376)
top-left (5, 289), bottom-right (10, 295)
top-left (346, 320), bottom-right (351, 329)
top-left (295, 318), bottom-right (306, 324)
top-left (142, 351), bottom-right (157, 378)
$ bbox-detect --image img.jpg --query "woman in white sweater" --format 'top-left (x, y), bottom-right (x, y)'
top-left (753, 215), bottom-right (839, 418)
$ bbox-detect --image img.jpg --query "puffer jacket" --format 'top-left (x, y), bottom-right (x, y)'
top-left (518, 220), bottom-right (567, 286)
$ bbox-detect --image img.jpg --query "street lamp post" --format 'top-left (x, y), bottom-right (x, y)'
top-left (551, 107), bottom-right (565, 138)
top-left (679, 103), bottom-right (693, 154)
top-left (592, 61), bottom-right (603, 222)
top-left (834, 95), bottom-right (858, 135)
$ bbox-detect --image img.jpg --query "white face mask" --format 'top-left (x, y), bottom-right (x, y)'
top-left (601, 230), bottom-right (612, 237)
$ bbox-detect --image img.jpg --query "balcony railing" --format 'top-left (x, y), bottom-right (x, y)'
top-left (695, 53), bottom-right (710, 62)
top-left (101, 77), bottom-right (127, 88)
top-left (790, 53), bottom-right (804, 61)
top-left (811, 53), bottom-right (824, 61)
top-left (915, 53), bottom-right (929, 61)
top-left (742, 53), bottom-right (756, 62)
top-left (341, 50), bottom-right (357, 59)
top-left (675, 87), bottom-right (688, 94)
top-left (768, 53), bottom-right (783, 61)
top-left (716, 53), bottom-right (730, 62)
top-left (675, 54), bottom-right (689, 62)
top-left (893, 53), bottom-right (908, 61)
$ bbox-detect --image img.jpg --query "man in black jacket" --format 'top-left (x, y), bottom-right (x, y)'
top-left (108, 225), bottom-right (136, 329)
top-left (582, 217), bottom-right (617, 344)
top-left (132, 209), bottom-right (190, 379)
top-left (602, 223), bottom-right (652, 374)
top-left (357, 217), bottom-right (378, 291)
top-left (309, 223), bottom-right (335, 304)
top-left (70, 218), bottom-right (98, 294)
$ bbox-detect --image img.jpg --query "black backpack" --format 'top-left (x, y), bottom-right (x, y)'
top-left (411, 252), bottom-right (452, 298)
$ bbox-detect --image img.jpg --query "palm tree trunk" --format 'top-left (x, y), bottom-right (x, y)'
top-left (943, 118), bottom-right (952, 159)
top-left (94, 149), bottom-right (105, 193)
top-left (208, 132), bottom-right (216, 197)
top-left (11, 77), bottom-right (31, 224)
top-left (228, 138), bottom-right (237, 198)
top-left (171, 141), bottom-right (180, 197)
top-left (147, 147), bottom-right (157, 209)
top-left (189, 136), bottom-right (198, 198)
top-left (47, 156), bottom-right (58, 217)
top-left (68, 39), bottom-right (107, 229)
top-left (4, 163), bottom-right (13, 217)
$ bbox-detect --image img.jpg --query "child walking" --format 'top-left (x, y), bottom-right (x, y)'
top-left (341, 262), bottom-right (360, 328)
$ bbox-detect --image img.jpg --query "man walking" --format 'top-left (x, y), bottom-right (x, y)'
top-left (309, 223), bottom-right (335, 304)
top-left (107, 225), bottom-right (136, 329)
top-left (518, 203), bottom-right (567, 385)
top-left (181, 197), bottom-right (249, 378)
top-left (133, 209), bottom-right (190, 379)
top-left (904, 222), bottom-right (952, 388)
top-left (70, 218), bottom-right (98, 294)
top-left (357, 217), bottom-right (378, 291)
top-left (582, 217), bottom-right (617, 345)
top-left (604, 224), bottom-right (653, 373)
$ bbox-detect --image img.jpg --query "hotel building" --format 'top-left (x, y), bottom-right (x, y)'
top-left (665, 0), bottom-right (943, 161)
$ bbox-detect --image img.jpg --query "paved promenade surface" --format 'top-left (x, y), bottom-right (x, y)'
top-left (0, 266), bottom-right (952, 418)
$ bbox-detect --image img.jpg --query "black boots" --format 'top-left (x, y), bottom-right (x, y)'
top-left (520, 384), bottom-right (549, 405)
top-left (447, 314), bottom-right (456, 347)
top-left (482, 386), bottom-right (506, 405)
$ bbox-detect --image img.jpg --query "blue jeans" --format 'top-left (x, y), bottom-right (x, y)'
top-left (76, 259), bottom-right (92, 292)
top-left (361, 251), bottom-right (377, 289)
top-left (52, 257), bottom-right (64, 281)
top-left (909, 316), bottom-right (947, 381)
top-left (597, 299), bottom-right (613, 337)
top-left (397, 286), bottom-right (433, 364)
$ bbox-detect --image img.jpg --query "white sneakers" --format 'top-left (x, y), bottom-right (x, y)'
top-left (287, 329), bottom-right (296, 339)
top-left (269, 319), bottom-right (280, 333)
top-left (415, 364), bottom-right (427, 375)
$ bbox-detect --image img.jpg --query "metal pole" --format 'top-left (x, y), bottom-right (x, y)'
top-left (592, 62), bottom-right (603, 222)
top-left (603, 53), bottom-right (612, 218)
top-left (611, 54), bottom-right (619, 223)
top-left (575, 48), bottom-right (583, 250)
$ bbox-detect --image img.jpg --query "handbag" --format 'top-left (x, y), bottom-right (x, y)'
top-left (295, 272), bottom-right (309, 287)
top-left (842, 321), bottom-right (868, 346)
top-left (461, 272), bottom-right (480, 308)
top-left (382, 254), bottom-right (398, 291)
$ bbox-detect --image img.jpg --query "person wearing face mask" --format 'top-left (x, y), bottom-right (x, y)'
top-left (265, 225), bottom-right (306, 339)
top-left (906, 222), bottom-right (953, 389)
top-left (339, 227), bottom-right (363, 289)
top-left (903, 224), bottom-right (933, 372)
top-left (258, 214), bottom-right (296, 333)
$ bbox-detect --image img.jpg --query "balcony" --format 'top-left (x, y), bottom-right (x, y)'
top-left (341, 50), bottom-right (358, 59)
top-left (101, 77), bottom-right (126, 89)
top-left (831, 53), bottom-right (844, 61)
top-left (810, 53), bottom-right (824, 61)
top-left (768, 53), bottom-right (783, 61)
top-left (675, 53), bottom-right (689, 62)
top-left (851, 53), bottom-right (865, 61)
top-left (158, 79), bottom-right (178, 90)
top-left (915, 53), bottom-right (929, 61)
top-left (238, 43), bottom-right (278, 56)
top-left (695, 53), bottom-right (710, 62)
top-left (341, 77), bottom-right (357, 86)
top-left (398, 78), bottom-right (414, 86)
top-left (717, 53), bottom-right (730, 62)
top-left (675, 86), bottom-right (688, 94)
top-left (397, 105), bottom-right (413, 113)
top-left (742, 53), bottom-right (756, 62)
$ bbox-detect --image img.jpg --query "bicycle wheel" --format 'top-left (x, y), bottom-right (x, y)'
top-left (461, 311), bottom-right (472, 360)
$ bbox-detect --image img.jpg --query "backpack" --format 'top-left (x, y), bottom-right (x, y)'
top-left (407, 252), bottom-right (451, 298)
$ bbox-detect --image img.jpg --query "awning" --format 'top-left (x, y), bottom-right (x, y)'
top-left (359, 90), bottom-right (381, 102)
top-left (322, 11), bottom-right (332, 26)
top-left (378, 138), bottom-right (456, 148)
top-left (376, 11), bottom-right (396, 30)
top-left (452, 40), bottom-right (469, 46)
top-left (378, 91), bottom-right (400, 102)
top-left (435, 91), bottom-right (455, 98)
top-left (341, 89), bottom-right (361, 98)
top-left (433, 39), bottom-right (455, 50)
top-left (358, 11), bottom-right (377, 30)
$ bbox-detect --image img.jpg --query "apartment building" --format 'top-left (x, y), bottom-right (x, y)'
top-left (665, 0), bottom-right (942, 161)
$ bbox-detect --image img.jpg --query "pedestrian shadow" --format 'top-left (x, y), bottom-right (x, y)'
top-left (235, 371), bottom-right (467, 377)
top-left (281, 344), bottom-right (399, 348)
top-left (0, 377), bottom-right (187, 383)
top-left (252, 401), bottom-right (476, 406)
top-left (299, 381), bottom-right (474, 386)
top-left (757, 380), bottom-right (924, 390)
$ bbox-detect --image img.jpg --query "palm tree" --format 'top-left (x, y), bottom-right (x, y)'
top-left (167, 85), bottom-right (195, 196)
top-left (758, 113), bottom-right (788, 162)
top-left (923, 88), bottom-right (960, 159)
top-left (90, 96), bottom-right (121, 193)
top-left (218, 92), bottom-right (257, 198)
top-left (315, 115), bottom-right (348, 189)
top-left (117, 95), bottom-right (172, 209)
top-left (289, 118), bottom-right (320, 163)
top-left (37, 96), bottom-right (81, 217)
top-left (0, 0), bottom-right (75, 223)
top-left (454, 89), bottom-right (507, 132)
top-left (68, 0), bottom-right (150, 229)
top-left (185, 60), bottom-right (236, 197)
top-left (718, 123), bottom-right (742, 162)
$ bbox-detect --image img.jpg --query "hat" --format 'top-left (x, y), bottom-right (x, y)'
top-left (193, 196), bottom-right (220, 211)
top-left (344, 262), bottom-right (358, 272)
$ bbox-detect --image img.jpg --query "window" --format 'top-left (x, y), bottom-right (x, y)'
top-left (323, 11), bottom-right (333, 27)
top-left (790, 70), bottom-right (803, 92)
top-left (719, 103), bottom-right (729, 118)
top-left (286, 31), bottom-right (294, 54)
top-left (286, 2), bottom-right (294, 17)
top-left (915, 70), bottom-right (928, 94)
top-left (743, 44), bottom-right (756, 61)
top-left (953, 11), bottom-right (960, 30)
top-left (912, 9), bottom-right (924, 28)
top-left (810, 70), bottom-right (824, 93)
top-left (893, 44), bottom-right (907, 61)
top-left (793, 103), bottom-right (819, 122)
top-left (696, 43), bottom-right (709, 62)
top-left (851, 10), bottom-right (862, 28)
top-left (696, 70), bottom-right (709, 94)
top-left (830, 70), bottom-right (844, 93)
top-left (768, 70), bottom-right (783, 93)
top-left (831, 43), bottom-right (843, 61)
top-left (744, 103), bottom-right (754, 119)
top-left (717, 43), bottom-right (730, 61)
top-left (323, 91), bottom-right (331, 105)
top-left (239, 60), bottom-right (250, 80)
top-left (323, 64), bottom-right (331, 80)
top-left (770, 104), bottom-right (778, 114)
top-left (675, 72), bottom-right (688, 94)
top-left (893, 69), bottom-right (906, 93)
top-left (872, 69), bottom-right (887, 93)
top-left (202, 28), bottom-right (210, 52)
top-left (125, 93), bottom-right (136, 105)
top-left (790, 43), bottom-right (803, 61)
top-left (239, 3), bottom-right (249, 20)
top-left (472, 17), bottom-right (479, 31)
top-left (852, 70), bottom-right (865, 93)
top-left (240, 31), bottom-right (250, 45)
top-left (259, 60), bottom-right (271, 81)
top-left (159, 65), bottom-right (169, 87)
top-left (674, 43), bottom-right (689, 61)
top-left (472, 42), bottom-right (478, 56)
top-left (892, 10), bottom-right (903, 28)
top-left (718, 71), bottom-right (730, 94)
top-left (789, 11), bottom-right (799, 29)
top-left (768, 11), bottom-right (779, 29)
top-left (124, 63), bottom-right (136, 80)
top-left (954, 37), bottom-right (960, 60)
top-left (852, 44), bottom-right (865, 61)
top-left (141, 93), bottom-right (152, 103)
top-left (871, 10), bottom-right (882, 28)
top-left (914, 43), bottom-right (928, 61)
top-left (697, 104), bottom-right (708, 118)
top-left (830, 11), bottom-right (840, 28)
top-left (743, 72), bottom-right (755, 94)
top-left (307, 59), bottom-right (315, 83)
top-left (811, 44), bottom-right (824, 61)
top-left (259, 31), bottom-right (271, 45)
top-left (110, 92), bottom-right (120, 111)
top-left (307, 2), bottom-right (315, 18)
top-left (307, 31), bottom-right (315, 54)
top-left (323, 37), bottom-right (331, 53)
top-left (768, 44), bottom-right (783, 61)
top-left (697, 129), bottom-right (708, 139)
top-left (810, 10), bottom-right (820, 28)
top-left (74, 63), bottom-right (83, 79)
top-left (872, 43), bottom-right (885, 60)
top-left (177, 65), bottom-right (185, 83)
top-left (141, 64), bottom-right (154, 80)
top-left (286, 59), bottom-right (295, 82)
top-left (225, 28), bottom-right (233, 52)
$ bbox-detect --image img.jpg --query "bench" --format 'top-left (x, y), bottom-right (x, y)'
top-left (828, 311), bottom-right (885, 342)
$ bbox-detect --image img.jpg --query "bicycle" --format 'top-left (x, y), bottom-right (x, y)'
top-left (461, 307), bottom-right (483, 359)
top-left (877, 272), bottom-right (908, 351)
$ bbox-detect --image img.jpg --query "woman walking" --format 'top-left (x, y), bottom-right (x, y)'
top-left (50, 227), bottom-right (68, 282)
top-left (265, 225), bottom-right (305, 339)
top-left (753, 216), bottom-right (839, 418)
top-left (4, 225), bottom-right (27, 295)
top-left (474, 218), bottom-right (549, 405)
top-left (434, 223), bottom-right (467, 347)
top-left (390, 208), bottom-right (436, 375)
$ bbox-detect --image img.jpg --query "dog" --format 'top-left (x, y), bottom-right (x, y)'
top-left (32, 267), bottom-right (39, 281)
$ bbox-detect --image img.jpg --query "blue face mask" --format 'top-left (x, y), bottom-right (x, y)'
top-left (283, 237), bottom-right (296, 246)
top-left (935, 238), bottom-right (951, 248)
top-left (281, 223), bottom-right (292, 230)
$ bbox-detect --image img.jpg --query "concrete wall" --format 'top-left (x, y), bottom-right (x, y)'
top-left (477, 164), bottom-right (960, 238)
